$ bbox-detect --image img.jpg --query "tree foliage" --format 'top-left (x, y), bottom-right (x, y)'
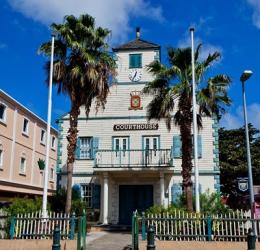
top-left (144, 45), bottom-right (231, 211)
top-left (219, 124), bottom-right (260, 208)
top-left (39, 14), bottom-right (116, 213)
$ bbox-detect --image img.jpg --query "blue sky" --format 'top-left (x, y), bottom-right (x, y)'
top-left (0, 0), bottom-right (260, 129)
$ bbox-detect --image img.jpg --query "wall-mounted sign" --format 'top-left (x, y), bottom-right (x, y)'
top-left (237, 177), bottom-right (248, 192)
top-left (113, 123), bottom-right (159, 131)
top-left (129, 91), bottom-right (143, 110)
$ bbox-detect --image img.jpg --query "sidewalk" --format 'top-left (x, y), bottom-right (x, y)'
top-left (87, 232), bottom-right (131, 250)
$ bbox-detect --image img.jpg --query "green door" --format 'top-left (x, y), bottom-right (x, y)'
top-left (119, 185), bottom-right (153, 225)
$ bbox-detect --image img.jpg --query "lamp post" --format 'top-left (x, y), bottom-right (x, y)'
top-left (190, 27), bottom-right (200, 213)
top-left (240, 70), bottom-right (255, 223)
top-left (42, 35), bottom-right (55, 218)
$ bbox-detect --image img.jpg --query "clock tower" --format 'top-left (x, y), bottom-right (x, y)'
top-left (112, 27), bottom-right (160, 84)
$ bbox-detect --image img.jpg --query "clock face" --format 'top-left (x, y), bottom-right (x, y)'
top-left (129, 69), bottom-right (142, 82)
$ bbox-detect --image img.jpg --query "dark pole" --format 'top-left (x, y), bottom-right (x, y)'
top-left (147, 225), bottom-right (155, 250)
top-left (52, 225), bottom-right (61, 250)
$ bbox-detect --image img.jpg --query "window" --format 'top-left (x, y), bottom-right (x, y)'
top-left (19, 157), bottom-right (26, 174)
top-left (50, 167), bottom-right (54, 180)
top-left (22, 118), bottom-right (29, 135)
top-left (0, 148), bottom-right (3, 167)
top-left (51, 136), bottom-right (56, 149)
top-left (81, 184), bottom-right (92, 208)
top-left (0, 103), bottom-right (7, 122)
top-left (129, 54), bottom-right (142, 68)
top-left (79, 137), bottom-right (93, 159)
top-left (40, 129), bottom-right (46, 144)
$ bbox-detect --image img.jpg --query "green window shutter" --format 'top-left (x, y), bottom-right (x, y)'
top-left (75, 138), bottom-right (81, 159)
top-left (171, 183), bottom-right (182, 204)
top-left (92, 184), bottom-right (101, 209)
top-left (173, 136), bottom-right (182, 158)
top-left (198, 135), bottom-right (202, 158)
top-left (129, 54), bottom-right (142, 68)
top-left (136, 54), bottom-right (142, 67)
top-left (191, 135), bottom-right (202, 158)
top-left (92, 137), bottom-right (99, 159)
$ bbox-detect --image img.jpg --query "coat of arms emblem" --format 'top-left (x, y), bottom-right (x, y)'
top-left (129, 91), bottom-right (143, 110)
top-left (237, 177), bottom-right (248, 192)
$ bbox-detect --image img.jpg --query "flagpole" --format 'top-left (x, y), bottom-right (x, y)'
top-left (190, 27), bottom-right (200, 213)
top-left (42, 35), bottom-right (55, 218)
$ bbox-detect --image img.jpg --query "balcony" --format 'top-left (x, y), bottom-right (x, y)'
top-left (94, 149), bottom-right (173, 168)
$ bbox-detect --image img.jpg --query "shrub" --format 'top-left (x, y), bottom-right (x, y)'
top-left (50, 187), bottom-right (87, 216)
top-left (4, 197), bottom-right (44, 216)
top-left (146, 191), bottom-right (231, 215)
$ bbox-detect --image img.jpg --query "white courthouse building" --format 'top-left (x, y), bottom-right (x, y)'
top-left (58, 30), bottom-right (220, 225)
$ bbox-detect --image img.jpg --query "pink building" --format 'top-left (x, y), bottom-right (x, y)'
top-left (0, 89), bottom-right (58, 201)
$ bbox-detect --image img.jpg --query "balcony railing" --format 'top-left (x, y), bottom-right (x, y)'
top-left (94, 149), bottom-right (172, 168)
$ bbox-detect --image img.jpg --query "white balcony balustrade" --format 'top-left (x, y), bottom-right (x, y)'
top-left (94, 149), bottom-right (172, 168)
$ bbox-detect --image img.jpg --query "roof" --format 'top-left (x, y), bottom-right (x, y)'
top-left (113, 38), bottom-right (160, 52)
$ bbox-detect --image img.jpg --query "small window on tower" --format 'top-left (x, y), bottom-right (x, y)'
top-left (129, 54), bottom-right (142, 68)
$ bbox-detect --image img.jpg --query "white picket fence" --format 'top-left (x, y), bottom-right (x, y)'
top-left (146, 210), bottom-right (260, 241)
top-left (13, 211), bottom-right (72, 239)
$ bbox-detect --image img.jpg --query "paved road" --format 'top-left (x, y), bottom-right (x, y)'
top-left (87, 232), bottom-right (132, 250)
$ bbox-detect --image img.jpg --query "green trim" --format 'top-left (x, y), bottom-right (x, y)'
top-left (56, 119), bottom-right (64, 172)
top-left (212, 115), bottom-right (220, 192)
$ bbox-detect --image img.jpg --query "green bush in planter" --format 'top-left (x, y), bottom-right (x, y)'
top-left (37, 159), bottom-right (45, 170)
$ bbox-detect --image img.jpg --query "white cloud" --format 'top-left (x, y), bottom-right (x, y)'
top-left (247, 0), bottom-right (260, 28)
top-left (177, 35), bottom-right (223, 62)
top-left (177, 17), bottom-right (223, 62)
top-left (8, 0), bottom-right (164, 42)
top-left (220, 103), bottom-right (260, 129)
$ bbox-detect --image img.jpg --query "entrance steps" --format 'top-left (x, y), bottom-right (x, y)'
top-left (90, 224), bottom-right (131, 232)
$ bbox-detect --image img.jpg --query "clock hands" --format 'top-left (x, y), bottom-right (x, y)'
top-left (133, 70), bottom-right (137, 80)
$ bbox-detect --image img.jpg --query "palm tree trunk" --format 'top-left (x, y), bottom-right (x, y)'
top-left (179, 97), bottom-right (193, 211)
top-left (65, 102), bottom-right (80, 214)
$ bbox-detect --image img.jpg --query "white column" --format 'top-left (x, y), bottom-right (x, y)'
top-left (102, 173), bottom-right (109, 224)
top-left (160, 172), bottom-right (165, 207)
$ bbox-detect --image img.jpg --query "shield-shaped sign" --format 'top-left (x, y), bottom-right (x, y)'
top-left (237, 177), bottom-right (248, 192)
top-left (129, 91), bottom-right (143, 110)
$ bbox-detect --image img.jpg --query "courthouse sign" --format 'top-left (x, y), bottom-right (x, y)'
top-left (113, 123), bottom-right (158, 131)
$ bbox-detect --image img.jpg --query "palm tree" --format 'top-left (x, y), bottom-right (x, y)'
top-left (39, 14), bottom-right (116, 213)
top-left (143, 45), bottom-right (231, 211)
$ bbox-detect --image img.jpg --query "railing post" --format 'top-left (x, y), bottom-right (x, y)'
top-left (147, 225), bottom-right (155, 250)
top-left (82, 210), bottom-right (86, 250)
top-left (247, 228), bottom-right (256, 250)
top-left (69, 212), bottom-right (75, 240)
top-left (52, 225), bottom-right (61, 250)
top-left (132, 211), bottom-right (139, 250)
top-left (207, 215), bottom-right (212, 241)
top-left (142, 212), bottom-right (146, 240)
top-left (9, 216), bottom-right (16, 239)
top-left (77, 216), bottom-right (82, 250)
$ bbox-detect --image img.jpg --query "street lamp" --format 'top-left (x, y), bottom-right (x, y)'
top-left (240, 70), bottom-right (255, 222)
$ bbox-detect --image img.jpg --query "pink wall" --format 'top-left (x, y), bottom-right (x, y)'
top-left (0, 90), bottom-right (58, 198)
